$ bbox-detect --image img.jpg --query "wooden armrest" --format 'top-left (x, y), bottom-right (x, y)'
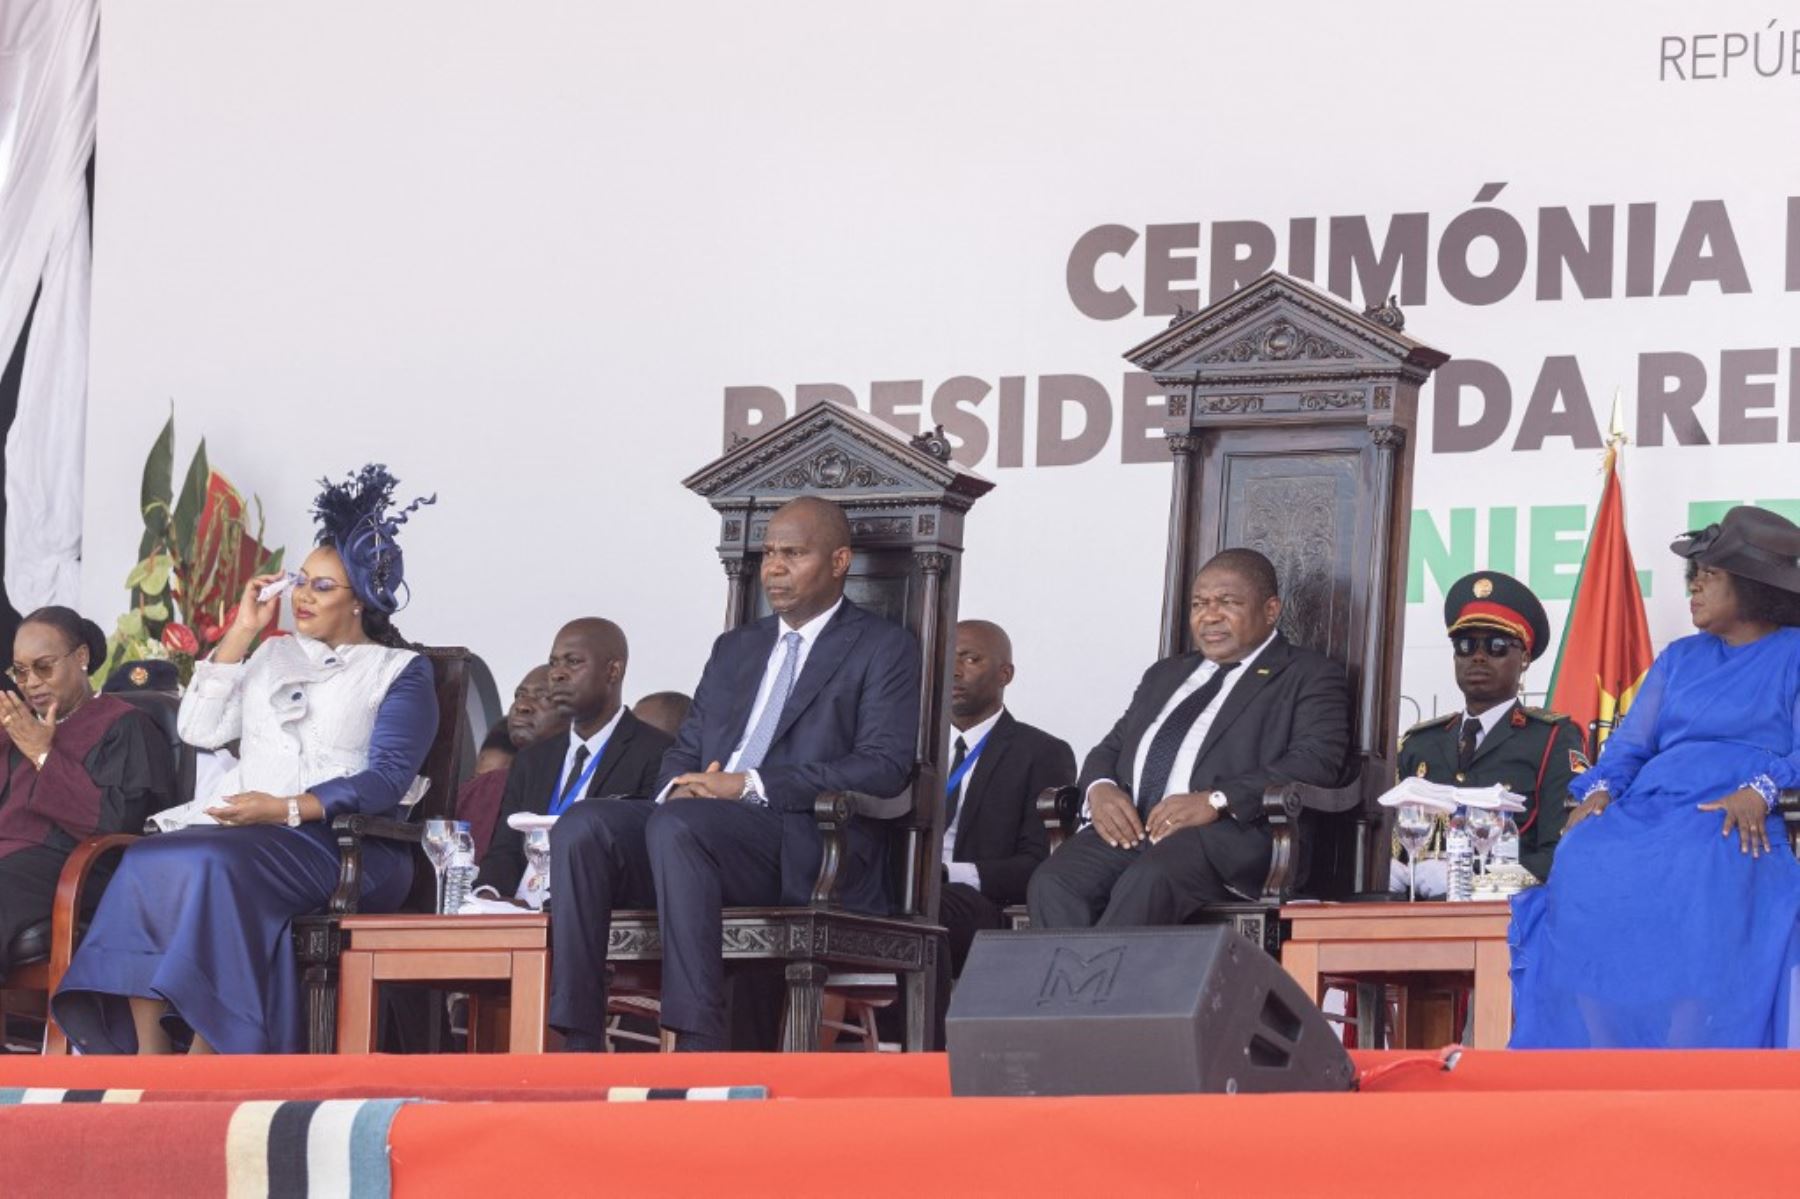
top-left (1259, 761), bottom-right (1387, 902)
top-left (49, 833), bottom-right (141, 987)
top-left (325, 814), bottom-right (421, 916)
top-left (1262, 778), bottom-right (1363, 820)
top-left (809, 792), bottom-right (854, 907)
top-left (837, 789), bottom-right (912, 821)
top-left (1036, 785), bottom-right (1079, 829)
top-left (330, 813), bottom-right (423, 843)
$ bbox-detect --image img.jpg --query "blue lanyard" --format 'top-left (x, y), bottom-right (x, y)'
top-left (945, 728), bottom-right (994, 796)
top-left (549, 731), bottom-right (612, 817)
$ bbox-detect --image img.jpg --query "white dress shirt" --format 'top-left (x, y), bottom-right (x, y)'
top-left (556, 707), bottom-right (624, 800)
top-left (656, 597), bottom-right (844, 804)
top-left (1087, 629), bottom-right (1280, 817)
top-left (1459, 699), bottom-right (1516, 750)
top-left (942, 706), bottom-right (1005, 890)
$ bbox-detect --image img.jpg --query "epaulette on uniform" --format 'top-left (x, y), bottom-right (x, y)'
top-left (1400, 712), bottom-right (1460, 744)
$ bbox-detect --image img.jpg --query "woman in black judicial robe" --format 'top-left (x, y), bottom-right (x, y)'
top-left (0, 607), bottom-right (174, 981)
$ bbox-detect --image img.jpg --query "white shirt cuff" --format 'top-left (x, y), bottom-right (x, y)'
top-left (1081, 778), bottom-right (1118, 823)
top-left (743, 769), bottom-right (767, 805)
top-left (945, 861), bottom-right (981, 890)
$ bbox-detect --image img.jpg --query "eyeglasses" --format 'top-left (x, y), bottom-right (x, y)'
top-left (1452, 634), bottom-right (1524, 659)
top-left (6, 647), bottom-right (80, 684)
top-left (294, 573), bottom-right (351, 595)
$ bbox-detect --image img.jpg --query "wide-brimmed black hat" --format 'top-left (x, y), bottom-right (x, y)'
top-left (1671, 506), bottom-right (1800, 595)
top-left (1443, 570), bottom-right (1551, 662)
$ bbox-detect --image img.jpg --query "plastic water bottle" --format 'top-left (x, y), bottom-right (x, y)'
top-left (443, 822), bottom-right (478, 914)
top-left (1444, 811), bottom-right (1475, 902)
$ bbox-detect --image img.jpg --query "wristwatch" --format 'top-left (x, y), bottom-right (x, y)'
top-left (286, 796), bottom-right (302, 828)
top-left (1207, 790), bottom-right (1229, 813)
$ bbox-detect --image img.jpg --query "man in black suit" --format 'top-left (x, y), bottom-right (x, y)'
top-left (941, 619), bottom-right (1075, 974)
top-left (550, 497), bottom-right (920, 1051)
top-left (1027, 548), bottom-right (1350, 928)
top-left (477, 618), bottom-right (671, 900)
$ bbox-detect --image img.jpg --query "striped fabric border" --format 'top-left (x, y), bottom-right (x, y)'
top-left (604, 1086), bottom-right (768, 1101)
top-left (0, 1093), bottom-right (409, 1196)
top-left (226, 1098), bottom-right (408, 1199)
top-left (0, 1087), bottom-right (144, 1104)
top-left (1, 1084), bottom-right (770, 1104)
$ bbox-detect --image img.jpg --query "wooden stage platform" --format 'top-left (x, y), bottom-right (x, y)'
top-left (4, 1049), bottom-right (1800, 1196)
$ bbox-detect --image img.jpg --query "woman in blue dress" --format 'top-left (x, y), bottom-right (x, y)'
top-left (1510, 505), bottom-right (1800, 1048)
top-left (54, 466), bottom-right (437, 1053)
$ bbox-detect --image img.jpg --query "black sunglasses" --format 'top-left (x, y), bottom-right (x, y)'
top-left (1452, 634), bottom-right (1524, 659)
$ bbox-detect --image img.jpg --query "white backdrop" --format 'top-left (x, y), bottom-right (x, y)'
top-left (82, 0), bottom-right (1800, 754)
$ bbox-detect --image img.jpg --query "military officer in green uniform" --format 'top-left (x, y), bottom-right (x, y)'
top-left (1394, 571), bottom-right (1589, 891)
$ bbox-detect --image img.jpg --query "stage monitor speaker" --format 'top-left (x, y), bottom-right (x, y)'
top-left (945, 926), bottom-right (1354, 1096)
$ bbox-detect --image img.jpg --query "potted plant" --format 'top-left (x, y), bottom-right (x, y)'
top-left (101, 412), bottom-right (285, 686)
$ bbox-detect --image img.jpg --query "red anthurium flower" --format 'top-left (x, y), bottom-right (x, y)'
top-left (162, 622), bottom-right (200, 656)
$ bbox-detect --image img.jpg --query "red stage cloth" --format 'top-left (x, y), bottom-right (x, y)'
top-left (7, 1051), bottom-right (1800, 1197)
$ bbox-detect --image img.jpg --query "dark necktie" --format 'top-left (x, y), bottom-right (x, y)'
top-left (946, 735), bottom-right (969, 828)
top-left (1457, 717), bottom-right (1482, 773)
top-left (1135, 661), bottom-right (1240, 817)
top-left (559, 745), bottom-right (591, 806)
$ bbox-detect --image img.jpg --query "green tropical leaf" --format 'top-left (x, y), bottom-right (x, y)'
top-left (139, 411), bottom-right (175, 554)
top-left (262, 546), bottom-right (285, 575)
top-left (116, 609), bottom-right (145, 640)
top-left (172, 440), bottom-right (210, 562)
top-left (142, 601), bottom-right (169, 622)
top-left (141, 553), bottom-right (174, 596)
top-left (124, 556), bottom-right (156, 589)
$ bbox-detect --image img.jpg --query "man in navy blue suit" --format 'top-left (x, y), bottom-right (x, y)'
top-left (548, 496), bottom-right (921, 1051)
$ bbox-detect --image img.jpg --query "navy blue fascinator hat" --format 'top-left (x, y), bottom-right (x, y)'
top-left (310, 465), bottom-right (436, 614)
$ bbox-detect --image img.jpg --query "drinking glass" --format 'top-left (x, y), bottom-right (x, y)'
top-left (1466, 806), bottom-right (1504, 878)
top-left (524, 827), bottom-right (552, 908)
top-left (1394, 802), bottom-right (1435, 903)
top-left (423, 819), bottom-right (457, 915)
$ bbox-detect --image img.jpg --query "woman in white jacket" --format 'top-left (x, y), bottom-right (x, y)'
top-left (55, 466), bottom-right (437, 1054)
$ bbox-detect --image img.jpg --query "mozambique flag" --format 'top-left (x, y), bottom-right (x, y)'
top-left (1546, 443), bottom-right (1655, 754)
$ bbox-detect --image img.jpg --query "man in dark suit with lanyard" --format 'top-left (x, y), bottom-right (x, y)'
top-left (1027, 548), bottom-right (1350, 928)
top-left (477, 618), bottom-right (671, 901)
top-left (549, 497), bottom-right (920, 1051)
top-left (940, 619), bottom-right (1075, 972)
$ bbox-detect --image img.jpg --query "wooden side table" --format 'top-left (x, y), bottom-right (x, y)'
top-left (1279, 901), bottom-right (1514, 1048)
top-left (335, 913), bottom-right (550, 1054)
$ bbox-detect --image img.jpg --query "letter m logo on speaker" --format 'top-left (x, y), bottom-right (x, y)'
top-left (1037, 945), bottom-right (1126, 1005)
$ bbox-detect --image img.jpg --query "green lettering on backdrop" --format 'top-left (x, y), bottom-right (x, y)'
top-left (1407, 499), bottom-right (1800, 606)
top-left (1408, 508), bottom-right (1474, 603)
top-left (1487, 507), bottom-right (1517, 575)
top-left (1687, 499), bottom-right (1800, 529)
top-left (1528, 505), bottom-right (1587, 600)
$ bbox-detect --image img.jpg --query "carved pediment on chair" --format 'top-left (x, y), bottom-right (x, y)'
top-left (1124, 273), bottom-right (1449, 419)
top-left (685, 401), bottom-right (993, 511)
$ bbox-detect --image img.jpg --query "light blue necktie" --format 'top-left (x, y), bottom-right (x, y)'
top-left (736, 631), bottom-right (803, 772)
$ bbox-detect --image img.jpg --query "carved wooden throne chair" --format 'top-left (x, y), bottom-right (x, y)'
top-left (1094, 272), bottom-right (1449, 952)
top-left (601, 400), bottom-right (992, 1051)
